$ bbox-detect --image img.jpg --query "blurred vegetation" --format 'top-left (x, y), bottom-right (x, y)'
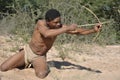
top-left (0, 0), bottom-right (119, 59)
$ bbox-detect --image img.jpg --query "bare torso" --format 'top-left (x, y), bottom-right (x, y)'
top-left (29, 20), bottom-right (57, 55)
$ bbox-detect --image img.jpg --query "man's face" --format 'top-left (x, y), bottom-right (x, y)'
top-left (47, 17), bottom-right (62, 29)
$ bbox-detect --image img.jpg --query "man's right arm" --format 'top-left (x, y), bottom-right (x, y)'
top-left (37, 21), bottom-right (76, 38)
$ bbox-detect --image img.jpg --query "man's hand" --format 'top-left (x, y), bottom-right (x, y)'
top-left (94, 23), bottom-right (102, 32)
top-left (68, 24), bottom-right (77, 31)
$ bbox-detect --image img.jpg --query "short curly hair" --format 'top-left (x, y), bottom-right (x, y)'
top-left (45, 9), bottom-right (61, 22)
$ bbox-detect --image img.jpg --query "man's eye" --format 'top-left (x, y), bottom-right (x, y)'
top-left (55, 22), bottom-right (58, 24)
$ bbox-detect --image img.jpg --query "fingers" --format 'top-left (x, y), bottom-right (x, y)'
top-left (98, 23), bottom-right (102, 28)
top-left (71, 24), bottom-right (77, 28)
top-left (70, 24), bottom-right (77, 30)
top-left (95, 23), bottom-right (102, 31)
top-left (94, 23), bottom-right (102, 32)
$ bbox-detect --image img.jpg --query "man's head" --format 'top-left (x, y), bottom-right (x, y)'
top-left (45, 9), bottom-right (62, 29)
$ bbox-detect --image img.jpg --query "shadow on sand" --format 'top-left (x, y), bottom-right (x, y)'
top-left (48, 60), bottom-right (102, 73)
top-left (17, 60), bottom-right (102, 73)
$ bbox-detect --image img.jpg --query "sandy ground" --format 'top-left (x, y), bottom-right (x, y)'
top-left (0, 35), bottom-right (120, 80)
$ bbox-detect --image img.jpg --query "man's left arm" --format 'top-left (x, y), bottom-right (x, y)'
top-left (66, 24), bottom-right (102, 35)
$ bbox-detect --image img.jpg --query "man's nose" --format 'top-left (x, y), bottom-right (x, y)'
top-left (57, 23), bottom-right (61, 26)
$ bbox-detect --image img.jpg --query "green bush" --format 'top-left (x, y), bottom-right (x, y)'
top-left (0, 0), bottom-right (119, 43)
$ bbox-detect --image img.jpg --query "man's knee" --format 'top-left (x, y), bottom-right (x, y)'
top-left (36, 70), bottom-right (50, 79)
top-left (0, 64), bottom-right (8, 71)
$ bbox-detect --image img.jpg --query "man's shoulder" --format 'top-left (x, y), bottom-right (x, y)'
top-left (37, 19), bottom-right (46, 24)
top-left (37, 20), bottom-right (47, 27)
top-left (36, 20), bottom-right (48, 30)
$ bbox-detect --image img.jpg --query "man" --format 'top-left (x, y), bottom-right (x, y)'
top-left (0, 9), bottom-right (101, 79)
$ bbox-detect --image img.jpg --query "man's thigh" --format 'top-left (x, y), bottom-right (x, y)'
top-left (32, 56), bottom-right (50, 76)
top-left (0, 50), bottom-right (25, 71)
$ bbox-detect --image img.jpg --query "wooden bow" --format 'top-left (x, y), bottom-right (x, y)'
top-left (82, 6), bottom-right (101, 42)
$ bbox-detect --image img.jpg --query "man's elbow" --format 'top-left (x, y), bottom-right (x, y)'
top-left (43, 33), bottom-right (54, 38)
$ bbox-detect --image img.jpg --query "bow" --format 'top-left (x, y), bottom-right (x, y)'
top-left (82, 6), bottom-right (101, 42)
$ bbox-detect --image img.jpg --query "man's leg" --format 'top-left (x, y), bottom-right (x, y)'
top-left (0, 50), bottom-right (25, 71)
top-left (32, 56), bottom-right (50, 79)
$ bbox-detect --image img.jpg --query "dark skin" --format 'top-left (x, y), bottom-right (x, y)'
top-left (0, 16), bottom-right (101, 78)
